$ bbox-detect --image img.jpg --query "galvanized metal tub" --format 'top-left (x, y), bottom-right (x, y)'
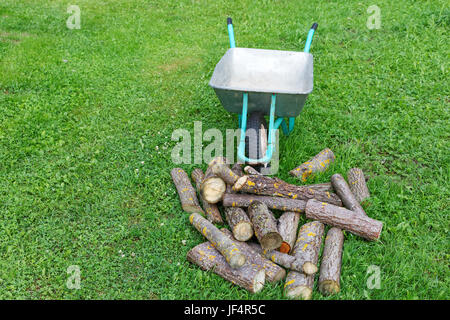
top-left (209, 47), bottom-right (313, 117)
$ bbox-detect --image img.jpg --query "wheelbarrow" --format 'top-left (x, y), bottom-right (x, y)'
top-left (209, 18), bottom-right (318, 169)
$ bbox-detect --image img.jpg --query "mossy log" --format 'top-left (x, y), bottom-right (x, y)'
top-left (211, 162), bottom-right (241, 186)
top-left (291, 221), bottom-right (324, 276)
top-left (187, 241), bottom-right (265, 293)
top-left (232, 175), bottom-right (342, 206)
top-left (200, 157), bottom-right (227, 204)
top-left (189, 213), bottom-right (246, 268)
top-left (277, 211), bottom-right (301, 254)
top-left (318, 227), bottom-right (344, 295)
top-left (331, 173), bottom-right (367, 217)
top-left (284, 271), bottom-right (315, 300)
top-left (289, 148), bottom-right (335, 181)
top-left (222, 193), bottom-right (307, 213)
top-left (223, 207), bottom-right (253, 241)
top-left (248, 242), bottom-right (317, 275)
top-left (191, 168), bottom-right (223, 223)
top-left (170, 168), bottom-right (204, 214)
top-left (248, 201), bottom-right (283, 251)
top-left (284, 221), bottom-right (324, 300)
top-left (305, 199), bottom-right (383, 241)
top-left (347, 168), bottom-right (370, 203)
top-left (221, 229), bottom-right (286, 283)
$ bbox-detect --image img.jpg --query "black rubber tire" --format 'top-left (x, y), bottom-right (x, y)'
top-left (245, 112), bottom-right (267, 170)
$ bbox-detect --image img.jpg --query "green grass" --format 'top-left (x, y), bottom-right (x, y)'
top-left (0, 0), bottom-right (448, 299)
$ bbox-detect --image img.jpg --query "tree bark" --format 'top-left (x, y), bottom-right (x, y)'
top-left (247, 201), bottom-right (283, 251)
top-left (305, 199), bottom-right (383, 241)
top-left (191, 168), bottom-right (223, 223)
top-left (222, 193), bottom-right (307, 213)
top-left (200, 157), bottom-right (227, 204)
top-left (284, 221), bottom-right (324, 300)
top-left (189, 213), bottom-right (246, 268)
top-left (170, 168), bottom-right (204, 214)
top-left (233, 175), bottom-right (342, 206)
top-left (225, 163), bottom-right (244, 194)
top-left (331, 173), bottom-right (367, 217)
top-left (277, 212), bottom-right (301, 254)
top-left (289, 148), bottom-right (335, 182)
top-left (187, 241), bottom-right (265, 293)
top-left (303, 182), bottom-right (334, 193)
top-left (318, 227), bottom-right (344, 295)
top-left (223, 207), bottom-right (253, 241)
top-left (347, 168), bottom-right (370, 203)
top-left (231, 163), bottom-right (244, 176)
top-left (221, 229), bottom-right (286, 283)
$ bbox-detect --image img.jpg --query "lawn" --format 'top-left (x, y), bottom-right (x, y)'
top-left (0, 0), bottom-right (448, 299)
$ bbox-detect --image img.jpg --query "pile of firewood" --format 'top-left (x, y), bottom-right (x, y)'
top-left (170, 148), bottom-right (382, 299)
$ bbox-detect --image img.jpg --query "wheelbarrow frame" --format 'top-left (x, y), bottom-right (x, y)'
top-left (213, 18), bottom-right (318, 164)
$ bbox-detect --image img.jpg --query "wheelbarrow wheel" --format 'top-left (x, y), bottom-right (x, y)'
top-left (245, 112), bottom-right (268, 171)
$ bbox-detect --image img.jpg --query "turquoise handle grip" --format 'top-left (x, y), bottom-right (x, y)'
top-left (227, 17), bottom-right (236, 48)
top-left (304, 23), bottom-right (318, 53)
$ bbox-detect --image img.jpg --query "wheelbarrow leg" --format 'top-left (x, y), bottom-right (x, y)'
top-left (274, 117), bottom-right (295, 136)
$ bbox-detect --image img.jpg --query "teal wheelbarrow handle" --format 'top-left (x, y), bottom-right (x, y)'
top-left (304, 23), bottom-right (318, 53)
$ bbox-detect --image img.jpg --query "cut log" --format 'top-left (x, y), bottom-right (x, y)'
top-left (222, 164), bottom-right (253, 240)
top-left (305, 199), bottom-right (383, 241)
top-left (221, 229), bottom-right (286, 283)
top-left (347, 168), bottom-right (370, 203)
top-left (277, 212), bottom-right (301, 254)
top-left (246, 165), bottom-right (334, 193)
top-left (223, 207), bottom-right (253, 241)
top-left (191, 168), bottom-right (223, 223)
top-left (247, 201), bottom-right (283, 251)
top-left (244, 166), bottom-right (261, 175)
top-left (289, 148), bottom-right (335, 181)
top-left (187, 241), bottom-right (265, 293)
top-left (331, 173), bottom-right (366, 217)
top-left (248, 242), bottom-right (294, 269)
top-left (170, 168), bottom-right (204, 214)
top-left (248, 242), bottom-right (317, 275)
top-left (284, 221), bottom-right (324, 299)
top-left (319, 227), bottom-right (344, 295)
top-left (284, 271), bottom-right (315, 300)
top-left (233, 175), bottom-right (342, 206)
top-left (222, 193), bottom-right (307, 213)
top-left (291, 221), bottom-right (324, 276)
top-left (189, 213), bottom-right (246, 268)
top-left (211, 162), bottom-right (241, 186)
top-left (200, 157), bottom-right (227, 204)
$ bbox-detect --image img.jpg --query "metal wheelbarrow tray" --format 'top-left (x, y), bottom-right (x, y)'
top-left (209, 18), bottom-right (318, 165)
top-left (209, 47), bottom-right (313, 118)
